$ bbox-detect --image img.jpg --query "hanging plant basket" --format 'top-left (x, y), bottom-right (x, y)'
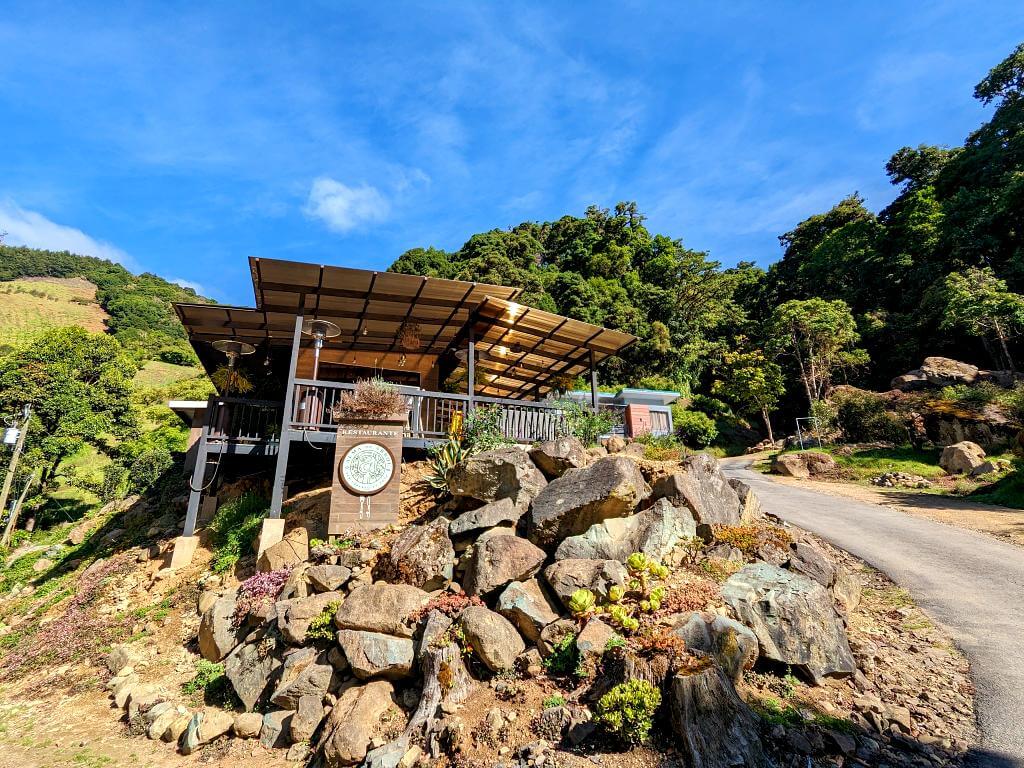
top-left (396, 321), bottom-right (422, 351)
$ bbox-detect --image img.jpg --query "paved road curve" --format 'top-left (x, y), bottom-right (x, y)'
top-left (722, 461), bottom-right (1024, 768)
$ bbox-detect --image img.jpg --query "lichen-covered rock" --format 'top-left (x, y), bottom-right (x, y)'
top-left (672, 612), bottom-right (758, 684)
top-left (772, 451), bottom-right (836, 479)
top-left (528, 456), bottom-right (651, 549)
top-left (650, 453), bottom-right (742, 525)
top-left (529, 437), bottom-right (589, 479)
top-left (543, 558), bottom-right (628, 609)
top-left (728, 478), bottom-right (763, 522)
top-left (497, 579), bottom-right (560, 642)
top-left (334, 583), bottom-right (428, 638)
top-left (198, 589), bottom-right (246, 661)
top-left (459, 605), bottom-right (525, 672)
top-left (383, 518), bottom-right (454, 590)
top-left (447, 447), bottom-right (547, 511)
top-left (276, 590), bottom-right (344, 645)
top-left (257, 526), bottom-right (309, 572)
top-left (722, 563), bottom-right (856, 683)
top-left (554, 498), bottom-right (696, 562)
top-left (318, 680), bottom-right (395, 767)
top-left (449, 497), bottom-right (524, 539)
top-left (270, 647), bottom-right (336, 708)
top-left (920, 356), bottom-right (979, 387)
top-left (307, 564), bottom-right (352, 592)
top-left (463, 534), bottom-right (547, 596)
top-left (224, 626), bottom-right (283, 711)
top-left (940, 440), bottom-right (986, 475)
top-left (337, 630), bottom-right (415, 680)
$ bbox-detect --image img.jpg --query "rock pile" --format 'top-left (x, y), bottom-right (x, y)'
top-left (111, 442), bottom-right (890, 767)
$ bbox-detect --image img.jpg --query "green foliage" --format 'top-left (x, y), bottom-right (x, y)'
top-left (829, 389), bottom-right (907, 443)
top-left (542, 633), bottom-right (581, 678)
top-left (306, 601), bottom-right (341, 642)
top-left (208, 492), bottom-right (268, 574)
top-left (604, 634), bottom-right (627, 652)
top-left (542, 694), bottom-right (566, 709)
top-left (633, 432), bottom-right (687, 460)
top-left (674, 409), bottom-right (718, 447)
top-left (426, 437), bottom-right (468, 493)
top-left (181, 659), bottom-right (239, 708)
top-left (556, 400), bottom-right (619, 446)
top-left (462, 405), bottom-right (516, 452)
top-left (711, 343), bottom-right (785, 440)
top-left (935, 268), bottom-right (1024, 370)
top-left (594, 679), bottom-right (662, 745)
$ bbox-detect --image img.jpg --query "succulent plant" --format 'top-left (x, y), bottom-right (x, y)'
top-left (568, 588), bottom-right (597, 617)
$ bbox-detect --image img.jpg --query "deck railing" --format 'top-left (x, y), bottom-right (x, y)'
top-left (290, 379), bottom-right (567, 444)
top-left (206, 397), bottom-right (283, 445)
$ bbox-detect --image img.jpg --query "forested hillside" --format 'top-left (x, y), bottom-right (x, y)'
top-left (391, 43), bottom-right (1024, 420)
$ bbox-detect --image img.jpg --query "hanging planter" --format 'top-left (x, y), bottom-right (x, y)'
top-left (396, 321), bottom-right (422, 351)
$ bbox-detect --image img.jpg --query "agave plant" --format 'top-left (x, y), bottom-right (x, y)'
top-left (427, 437), bottom-right (467, 492)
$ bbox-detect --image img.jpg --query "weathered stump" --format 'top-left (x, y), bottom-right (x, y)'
top-left (669, 665), bottom-right (771, 768)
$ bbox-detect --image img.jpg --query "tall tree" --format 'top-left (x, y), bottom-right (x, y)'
top-left (711, 343), bottom-right (785, 442)
top-left (934, 267), bottom-right (1024, 370)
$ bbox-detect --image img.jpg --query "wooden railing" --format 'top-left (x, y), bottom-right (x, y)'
top-left (290, 379), bottom-right (567, 444)
top-left (206, 397), bottom-right (282, 444)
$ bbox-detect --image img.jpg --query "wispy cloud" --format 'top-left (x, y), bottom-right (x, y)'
top-left (0, 198), bottom-right (136, 268)
top-left (171, 277), bottom-right (205, 295)
top-left (304, 178), bottom-right (390, 233)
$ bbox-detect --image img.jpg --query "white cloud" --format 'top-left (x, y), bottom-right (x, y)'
top-left (304, 177), bottom-right (390, 233)
top-left (171, 277), bottom-right (205, 295)
top-left (0, 199), bottom-right (136, 268)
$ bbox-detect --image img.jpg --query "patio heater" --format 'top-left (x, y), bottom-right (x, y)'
top-left (299, 319), bottom-right (340, 428)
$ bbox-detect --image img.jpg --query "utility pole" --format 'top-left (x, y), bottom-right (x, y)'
top-left (2, 468), bottom-right (39, 546)
top-left (0, 405), bottom-right (31, 544)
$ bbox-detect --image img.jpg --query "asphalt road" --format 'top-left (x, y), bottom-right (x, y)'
top-left (722, 461), bottom-right (1024, 768)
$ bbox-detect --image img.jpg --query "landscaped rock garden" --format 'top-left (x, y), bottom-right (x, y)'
top-left (77, 443), bottom-right (976, 766)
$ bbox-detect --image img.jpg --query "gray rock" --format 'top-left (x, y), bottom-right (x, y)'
top-left (786, 541), bottom-right (837, 588)
top-left (260, 710), bottom-right (294, 749)
top-left (553, 498), bottom-right (696, 562)
top-left (672, 612), bottom-right (758, 683)
top-left (728, 479), bottom-right (763, 522)
top-left (276, 590), bottom-right (344, 645)
top-left (463, 534), bottom-right (547, 596)
top-left (364, 737), bottom-right (410, 768)
top-left (271, 648), bottom-right (336, 708)
top-left (337, 630), bottom-right (415, 680)
top-left (921, 356), bottom-right (979, 387)
top-left (307, 564), bottom-right (352, 592)
top-left (722, 563), bottom-right (856, 683)
top-left (317, 680), bottom-right (395, 766)
top-left (224, 627), bottom-right (283, 711)
top-left (538, 619), bottom-right (577, 657)
top-left (575, 618), bottom-right (616, 662)
top-left (528, 456), bottom-right (651, 549)
top-left (233, 712), bottom-right (264, 738)
top-left (543, 558), bottom-right (628, 609)
top-left (198, 589), bottom-right (246, 662)
top-left (497, 579), bottom-right (560, 642)
top-left (449, 497), bottom-right (523, 539)
top-left (383, 517), bottom-right (454, 590)
top-left (447, 447), bottom-right (547, 511)
top-left (459, 605), bottom-right (526, 672)
top-left (650, 453), bottom-right (742, 525)
top-left (290, 694), bottom-right (326, 743)
top-left (334, 583), bottom-right (429, 638)
top-left (529, 437), bottom-right (589, 479)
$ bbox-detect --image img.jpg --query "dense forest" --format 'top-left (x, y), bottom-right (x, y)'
top-left (391, 43), bottom-right (1024, 429)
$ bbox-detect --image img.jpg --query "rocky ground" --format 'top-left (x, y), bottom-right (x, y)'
top-left (0, 440), bottom-right (979, 768)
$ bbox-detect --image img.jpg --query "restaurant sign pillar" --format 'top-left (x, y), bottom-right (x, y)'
top-left (329, 418), bottom-right (403, 535)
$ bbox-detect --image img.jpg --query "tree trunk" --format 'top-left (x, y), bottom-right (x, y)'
top-left (1, 469), bottom-right (38, 547)
top-left (403, 610), bottom-right (474, 756)
top-left (669, 665), bottom-right (770, 768)
top-left (761, 407), bottom-right (774, 444)
top-left (993, 319), bottom-right (1015, 372)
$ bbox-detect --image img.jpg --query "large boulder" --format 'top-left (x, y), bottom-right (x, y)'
top-left (920, 356), bottom-right (979, 387)
top-left (382, 518), bottom-right (454, 590)
top-left (334, 584), bottom-right (428, 638)
top-left (447, 448), bottom-right (547, 511)
top-left (722, 563), bottom-right (855, 683)
top-left (449, 497), bottom-right (523, 539)
top-left (459, 605), bottom-right (525, 672)
top-left (554, 498), bottom-right (696, 563)
top-left (224, 627), bottom-right (283, 711)
top-left (890, 370), bottom-right (931, 392)
top-left (785, 541), bottom-right (836, 588)
top-left (529, 437), bottom-right (589, 479)
top-left (940, 440), bottom-right (986, 475)
top-left (257, 526), bottom-right (309, 572)
top-left (671, 612), bottom-right (758, 684)
top-left (337, 630), bottom-right (415, 680)
top-left (528, 456), bottom-right (651, 549)
top-left (497, 579), bottom-right (561, 642)
top-left (463, 534), bottom-right (547, 596)
top-left (772, 451), bottom-right (836, 479)
top-left (318, 680), bottom-right (395, 767)
top-left (276, 590), bottom-right (344, 645)
top-left (650, 453), bottom-right (741, 525)
top-left (197, 590), bottom-right (246, 662)
top-left (307, 565), bottom-right (353, 592)
top-left (543, 559), bottom-right (628, 608)
top-left (728, 479), bottom-right (762, 522)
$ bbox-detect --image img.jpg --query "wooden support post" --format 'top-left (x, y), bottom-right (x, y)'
top-left (467, 325), bottom-right (476, 413)
top-left (590, 349), bottom-right (600, 413)
top-left (270, 313), bottom-right (304, 518)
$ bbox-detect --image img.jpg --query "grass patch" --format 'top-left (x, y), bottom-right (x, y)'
top-left (181, 659), bottom-right (239, 708)
top-left (208, 492), bottom-right (269, 573)
top-left (969, 462), bottom-right (1024, 508)
top-left (133, 360), bottom-right (203, 388)
top-left (0, 277), bottom-right (107, 348)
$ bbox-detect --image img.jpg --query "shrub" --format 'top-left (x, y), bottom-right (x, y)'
top-left (634, 433), bottom-right (687, 461)
top-left (557, 400), bottom-right (619, 446)
top-left (333, 378), bottom-right (406, 420)
top-left (542, 694), bottom-right (566, 709)
top-left (181, 659), bottom-right (239, 707)
top-left (830, 389), bottom-right (907, 443)
top-left (594, 679), bottom-right (662, 745)
top-left (463, 405), bottom-right (516, 452)
top-left (232, 567), bottom-right (292, 625)
top-left (675, 410), bottom-right (718, 447)
top-left (208, 492), bottom-right (268, 574)
top-left (542, 633), bottom-right (581, 678)
top-left (306, 601), bottom-right (341, 642)
top-left (690, 394), bottom-right (731, 418)
top-left (100, 463), bottom-right (129, 503)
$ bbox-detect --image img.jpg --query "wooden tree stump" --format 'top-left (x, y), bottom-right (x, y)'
top-left (669, 665), bottom-right (771, 768)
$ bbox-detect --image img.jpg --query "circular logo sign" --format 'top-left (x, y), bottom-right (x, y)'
top-left (340, 441), bottom-right (395, 495)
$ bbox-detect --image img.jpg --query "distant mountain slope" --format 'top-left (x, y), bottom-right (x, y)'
top-left (0, 244), bottom-right (212, 363)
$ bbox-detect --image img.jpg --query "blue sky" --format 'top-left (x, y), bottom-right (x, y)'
top-left (1, 3), bottom-right (1021, 304)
